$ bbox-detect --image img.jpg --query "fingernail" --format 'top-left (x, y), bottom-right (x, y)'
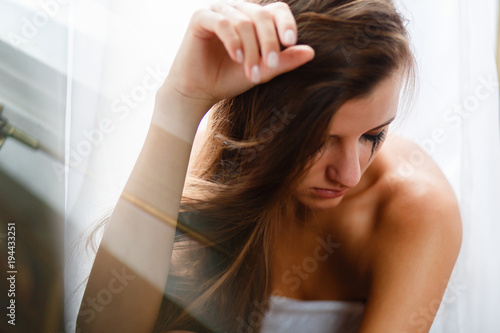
top-left (236, 49), bottom-right (244, 64)
top-left (267, 51), bottom-right (279, 69)
top-left (251, 65), bottom-right (261, 83)
top-left (284, 29), bottom-right (297, 45)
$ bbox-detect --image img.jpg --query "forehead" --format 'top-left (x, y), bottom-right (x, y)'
top-left (328, 73), bottom-right (403, 134)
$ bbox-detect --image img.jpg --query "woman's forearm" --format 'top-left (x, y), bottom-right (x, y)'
top-left (76, 87), bottom-right (211, 333)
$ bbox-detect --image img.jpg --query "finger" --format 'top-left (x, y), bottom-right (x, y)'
top-left (237, 20), bottom-right (262, 83)
top-left (211, 2), bottom-right (263, 83)
top-left (191, 9), bottom-right (244, 64)
top-left (264, 2), bottom-right (298, 46)
top-left (259, 45), bottom-right (315, 83)
top-left (240, 5), bottom-right (282, 70)
top-left (230, 1), bottom-right (296, 67)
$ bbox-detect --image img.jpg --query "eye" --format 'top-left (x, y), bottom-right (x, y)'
top-left (361, 128), bottom-right (387, 154)
top-left (316, 136), bottom-right (336, 153)
top-left (316, 141), bottom-right (326, 154)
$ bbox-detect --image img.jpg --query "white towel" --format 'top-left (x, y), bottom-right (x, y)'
top-left (260, 296), bottom-right (365, 333)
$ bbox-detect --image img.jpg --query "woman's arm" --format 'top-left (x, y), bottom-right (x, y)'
top-left (358, 144), bottom-right (463, 332)
top-left (76, 89), bottom-right (210, 333)
top-left (76, 2), bottom-right (314, 332)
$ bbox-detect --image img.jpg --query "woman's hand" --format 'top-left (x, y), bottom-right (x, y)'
top-left (162, 0), bottom-right (315, 116)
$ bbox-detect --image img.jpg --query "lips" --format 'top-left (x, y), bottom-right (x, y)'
top-left (311, 187), bottom-right (348, 199)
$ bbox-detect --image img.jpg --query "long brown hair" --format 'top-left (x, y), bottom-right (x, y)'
top-left (154, 0), bottom-right (415, 331)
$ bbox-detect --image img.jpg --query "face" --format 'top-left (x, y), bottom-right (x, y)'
top-left (293, 73), bottom-right (402, 211)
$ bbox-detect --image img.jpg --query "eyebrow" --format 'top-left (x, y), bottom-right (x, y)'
top-left (367, 116), bottom-right (396, 132)
top-left (328, 116), bottom-right (397, 138)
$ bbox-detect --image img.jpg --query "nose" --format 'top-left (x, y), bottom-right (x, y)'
top-left (326, 142), bottom-right (362, 189)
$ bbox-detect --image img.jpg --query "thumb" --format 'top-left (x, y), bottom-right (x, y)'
top-left (260, 45), bottom-right (315, 82)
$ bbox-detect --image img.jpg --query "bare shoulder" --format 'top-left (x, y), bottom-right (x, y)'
top-left (376, 134), bottom-right (460, 218)
top-left (356, 134), bottom-right (463, 332)
top-left (372, 133), bottom-right (463, 247)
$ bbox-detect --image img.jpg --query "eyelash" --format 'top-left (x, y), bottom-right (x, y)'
top-left (316, 128), bottom-right (388, 154)
top-left (361, 129), bottom-right (387, 153)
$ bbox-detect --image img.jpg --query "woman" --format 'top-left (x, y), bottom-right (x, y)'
top-left (77, 0), bottom-right (462, 332)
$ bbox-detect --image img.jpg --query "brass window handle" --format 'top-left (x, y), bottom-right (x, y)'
top-left (0, 105), bottom-right (39, 150)
top-left (0, 105), bottom-right (63, 162)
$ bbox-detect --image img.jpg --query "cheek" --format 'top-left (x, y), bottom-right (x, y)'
top-left (360, 143), bottom-right (382, 169)
top-left (297, 170), bottom-right (316, 190)
top-left (360, 149), bottom-right (372, 167)
top-left (295, 159), bottom-right (323, 191)
top-left (304, 155), bottom-right (328, 178)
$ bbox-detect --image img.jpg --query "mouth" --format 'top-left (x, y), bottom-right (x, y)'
top-left (311, 187), bottom-right (348, 199)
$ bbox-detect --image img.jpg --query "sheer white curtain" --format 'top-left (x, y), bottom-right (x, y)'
top-left (395, 0), bottom-right (500, 332)
top-left (65, 0), bottom-right (500, 332)
top-left (64, 0), bottom-right (210, 331)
